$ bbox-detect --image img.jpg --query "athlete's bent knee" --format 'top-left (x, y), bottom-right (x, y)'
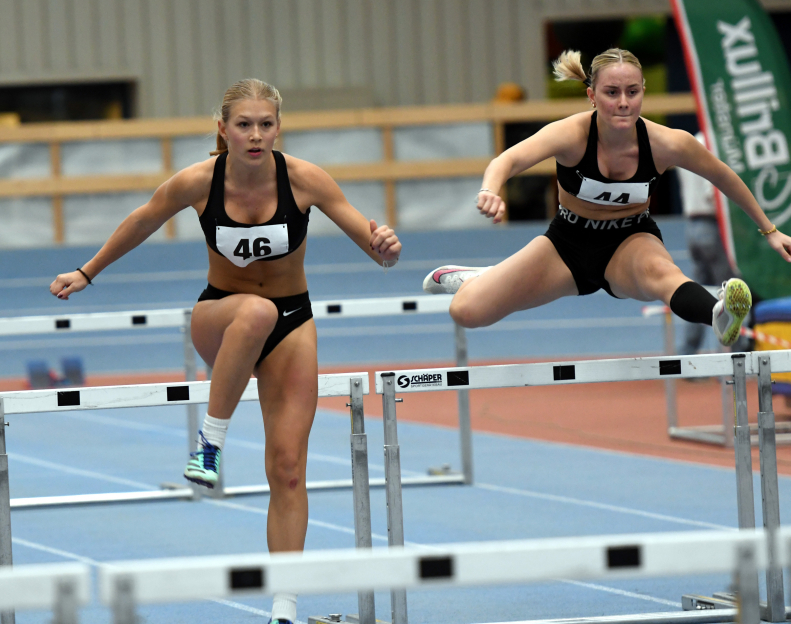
top-left (233, 298), bottom-right (278, 340)
top-left (449, 296), bottom-right (489, 329)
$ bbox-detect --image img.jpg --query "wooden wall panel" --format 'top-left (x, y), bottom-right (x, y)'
top-left (271, 0), bottom-right (298, 88)
top-left (221, 0), bottom-right (246, 85)
top-left (195, 0), bottom-right (223, 115)
top-left (468, 0), bottom-right (494, 103)
top-left (344, 0), bottom-right (371, 89)
top-left (369, 0), bottom-right (395, 106)
top-left (172, 0), bottom-right (199, 117)
top-left (147, 1), bottom-right (173, 119)
top-left (45, 0), bottom-right (72, 74)
top-left (320, 0), bottom-right (345, 87)
top-left (20, 0), bottom-right (45, 74)
top-left (0, 0), bottom-right (20, 74)
top-left (418, 0), bottom-right (443, 106)
top-left (96, 0), bottom-right (121, 71)
top-left (394, 0), bottom-right (420, 106)
top-left (0, 0), bottom-right (719, 117)
top-left (441, 0), bottom-right (469, 104)
top-left (296, 0), bottom-right (319, 87)
top-left (72, 0), bottom-right (97, 73)
top-left (246, 0), bottom-right (276, 87)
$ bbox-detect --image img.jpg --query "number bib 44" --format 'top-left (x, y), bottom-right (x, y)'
top-left (577, 177), bottom-right (650, 206)
top-left (216, 224), bottom-right (289, 267)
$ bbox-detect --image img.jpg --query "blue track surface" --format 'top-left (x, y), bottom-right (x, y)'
top-left (3, 217), bottom-right (770, 623)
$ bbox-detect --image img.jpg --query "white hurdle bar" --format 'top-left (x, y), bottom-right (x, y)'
top-left (97, 529), bottom-right (770, 624)
top-left (0, 372), bottom-right (372, 510)
top-left (0, 293), bottom-right (474, 491)
top-left (0, 561), bottom-right (90, 623)
top-left (0, 372), bottom-right (385, 624)
top-left (375, 351), bottom-right (791, 624)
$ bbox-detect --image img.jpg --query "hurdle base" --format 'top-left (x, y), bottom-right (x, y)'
top-left (683, 591), bottom-right (791, 622)
top-left (346, 613), bottom-right (391, 624)
top-left (8, 474), bottom-right (464, 510)
top-left (224, 474), bottom-right (465, 497)
top-left (494, 610), bottom-right (740, 624)
top-left (308, 616), bottom-right (351, 624)
top-left (669, 424), bottom-right (791, 447)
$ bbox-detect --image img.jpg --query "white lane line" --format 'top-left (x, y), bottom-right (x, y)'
top-left (12, 536), bottom-right (105, 567)
top-left (560, 579), bottom-right (683, 608)
top-left (204, 497), bottom-right (391, 544)
top-left (51, 410), bottom-right (426, 476)
top-left (9, 453), bottom-right (158, 490)
top-left (475, 483), bottom-right (733, 531)
top-left (1, 251), bottom-right (689, 290)
top-left (12, 536), bottom-right (308, 623)
top-left (0, 315), bottom-right (663, 349)
top-left (11, 466), bottom-right (679, 609)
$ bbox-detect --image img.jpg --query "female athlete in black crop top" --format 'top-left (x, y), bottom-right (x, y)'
top-left (424, 48), bottom-right (791, 350)
top-left (49, 79), bottom-right (400, 624)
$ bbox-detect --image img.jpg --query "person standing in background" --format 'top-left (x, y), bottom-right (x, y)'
top-left (676, 132), bottom-right (746, 354)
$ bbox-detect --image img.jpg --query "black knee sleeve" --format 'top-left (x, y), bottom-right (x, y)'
top-left (669, 281), bottom-right (718, 326)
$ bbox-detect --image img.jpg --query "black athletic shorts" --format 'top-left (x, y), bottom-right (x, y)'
top-left (543, 205), bottom-right (664, 298)
top-left (197, 285), bottom-right (313, 365)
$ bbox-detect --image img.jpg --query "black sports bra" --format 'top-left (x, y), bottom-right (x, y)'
top-left (199, 150), bottom-right (309, 267)
top-left (556, 111), bottom-right (660, 207)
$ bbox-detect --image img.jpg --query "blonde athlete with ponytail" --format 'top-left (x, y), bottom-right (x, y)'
top-left (50, 79), bottom-right (401, 624)
top-left (424, 48), bottom-right (791, 346)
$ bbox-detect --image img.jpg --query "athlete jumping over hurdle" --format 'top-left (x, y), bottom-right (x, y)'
top-left (49, 79), bottom-right (401, 624)
top-left (424, 48), bottom-right (791, 347)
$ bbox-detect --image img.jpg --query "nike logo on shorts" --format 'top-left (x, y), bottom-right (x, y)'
top-left (283, 307), bottom-right (302, 317)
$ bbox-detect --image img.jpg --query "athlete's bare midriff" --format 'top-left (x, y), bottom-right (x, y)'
top-left (204, 238), bottom-right (308, 298)
top-left (557, 186), bottom-right (650, 221)
top-left (190, 155), bottom-right (311, 299)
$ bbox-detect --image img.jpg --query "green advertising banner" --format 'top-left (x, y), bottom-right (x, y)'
top-left (672, 0), bottom-right (791, 299)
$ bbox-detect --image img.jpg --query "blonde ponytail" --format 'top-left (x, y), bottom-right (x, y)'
top-left (553, 48), bottom-right (644, 92)
top-left (552, 50), bottom-right (589, 85)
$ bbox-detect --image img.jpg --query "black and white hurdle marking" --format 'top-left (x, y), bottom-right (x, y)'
top-left (0, 293), bottom-right (474, 492)
top-left (0, 527), bottom-right (777, 624)
top-left (375, 351), bottom-right (791, 624)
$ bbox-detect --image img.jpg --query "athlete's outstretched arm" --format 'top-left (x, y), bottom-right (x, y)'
top-left (50, 164), bottom-right (211, 299)
top-left (477, 116), bottom-right (585, 223)
top-left (291, 159), bottom-right (401, 265)
top-left (661, 128), bottom-right (791, 262)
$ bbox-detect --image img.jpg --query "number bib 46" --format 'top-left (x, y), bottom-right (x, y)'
top-left (216, 224), bottom-right (289, 267)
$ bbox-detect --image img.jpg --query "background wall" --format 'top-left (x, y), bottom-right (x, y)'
top-left (5, 0), bottom-right (784, 117)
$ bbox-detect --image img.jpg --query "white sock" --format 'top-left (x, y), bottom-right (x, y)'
top-left (199, 414), bottom-right (228, 450)
top-left (271, 592), bottom-right (297, 623)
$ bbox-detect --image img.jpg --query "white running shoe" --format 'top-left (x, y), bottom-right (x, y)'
top-left (712, 278), bottom-right (752, 347)
top-left (422, 265), bottom-right (490, 295)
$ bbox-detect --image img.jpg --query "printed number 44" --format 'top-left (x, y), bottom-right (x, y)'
top-left (234, 238), bottom-right (271, 260)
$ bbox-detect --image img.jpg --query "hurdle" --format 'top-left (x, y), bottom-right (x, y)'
top-left (0, 561), bottom-right (90, 624)
top-left (93, 528), bottom-right (770, 624)
top-left (642, 304), bottom-right (791, 447)
top-left (0, 372), bottom-right (385, 624)
top-left (0, 293), bottom-right (474, 494)
top-left (375, 351), bottom-right (791, 624)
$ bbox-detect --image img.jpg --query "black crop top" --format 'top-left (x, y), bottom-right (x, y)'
top-left (199, 150), bottom-right (309, 267)
top-left (556, 111), bottom-right (660, 207)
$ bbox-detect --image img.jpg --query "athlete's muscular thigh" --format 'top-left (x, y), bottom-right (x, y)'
top-left (256, 320), bottom-right (318, 445)
top-left (190, 295), bottom-right (277, 367)
top-left (604, 233), bottom-right (686, 301)
top-left (452, 235), bottom-right (577, 328)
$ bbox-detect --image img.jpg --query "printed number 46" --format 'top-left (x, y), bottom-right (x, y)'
top-left (234, 238), bottom-right (271, 260)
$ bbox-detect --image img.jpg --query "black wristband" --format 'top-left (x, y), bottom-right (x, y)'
top-left (76, 268), bottom-right (93, 285)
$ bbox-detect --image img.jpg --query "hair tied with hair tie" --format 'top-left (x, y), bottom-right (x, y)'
top-left (583, 77), bottom-right (592, 87)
